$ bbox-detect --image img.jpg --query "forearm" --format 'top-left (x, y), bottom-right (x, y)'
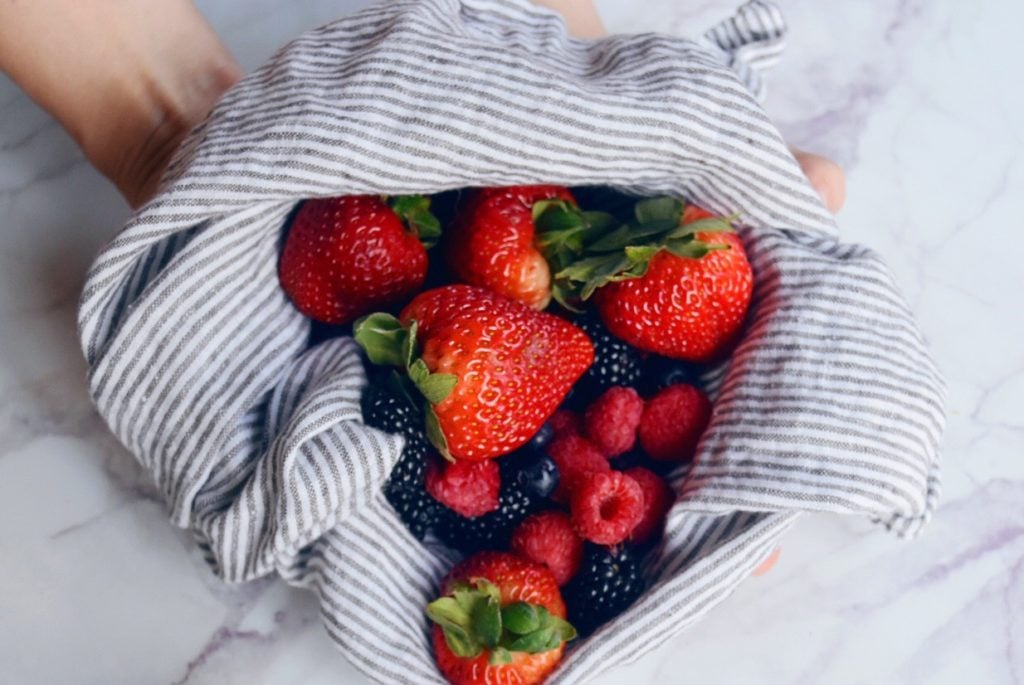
top-left (0, 0), bottom-right (239, 207)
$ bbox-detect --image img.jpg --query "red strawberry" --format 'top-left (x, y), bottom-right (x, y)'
top-left (355, 285), bottom-right (593, 461)
top-left (428, 552), bottom-right (576, 685)
top-left (426, 458), bottom-right (501, 518)
top-left (446, 186), bottom-right (576, 309)
top-left (595, 231), bottom-right (752, 361)
top-left (511, 511), bottom-right (585, 586)
top-left (279, 195), bottom-right (440, 324)
top-left (557, 198), bottom-right (753, 362)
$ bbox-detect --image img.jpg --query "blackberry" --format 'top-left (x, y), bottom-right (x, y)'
top-left (360, 371), bottom-right (423, 440)
top-left (563, 544), bottom-right (647, 636)
top-left (382, 435), bottom-right (442, 540)
top-left (573, 313), bottom-right (643, 395)
top-left (638, 356), bottom-right (702, 396)
top-left (435, 473), bottom-right (540, 553)
top-left (362, 372), bottom-right (441, 539)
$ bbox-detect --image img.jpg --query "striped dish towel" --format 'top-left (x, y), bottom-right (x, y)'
top-left (77, 0), bottom-right (945, 682)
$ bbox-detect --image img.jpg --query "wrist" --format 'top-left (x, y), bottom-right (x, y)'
top-left (79, 56), bottom-right (240, 207)
top-left (0, 0), bottom-right (239, 208)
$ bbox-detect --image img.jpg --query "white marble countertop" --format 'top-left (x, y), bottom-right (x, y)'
top-left (1, 1), bottom-right (1021, 683)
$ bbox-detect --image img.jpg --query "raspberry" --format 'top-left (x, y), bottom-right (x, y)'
top-left (638, 383), bottom-right (711, 461)
top-left (549, 409), bottom-right (583, 438)
top-left (583, 386), bottom-right (643, 457)
top-left (511, 511), bottom-right (584, 586)
top-left (570, 471), bottom-right (644, 545)
top-left (547, 433), bottom-right (610, 503)
top-left (624, 467), bottom-right (674, 545)
top-left (426, 458), bottom-right (500, 518)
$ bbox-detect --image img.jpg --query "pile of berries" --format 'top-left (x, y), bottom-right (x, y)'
top-left (280, 185), bottom-right (749, 685)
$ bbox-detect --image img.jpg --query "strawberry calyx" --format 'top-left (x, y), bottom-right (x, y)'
top-left (427, 578), bottom-right (577, 664)
top-left (532, 199), bottom-right (618, 309)
top-left (389, 195), bottom-right (442, 249)
top-left (547, 197), bottom-right (737, 310)
top-left (354, 312), bottom-right (457, 460)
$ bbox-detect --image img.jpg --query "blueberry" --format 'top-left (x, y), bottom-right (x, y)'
top-left (639, 356), bottom-right (702, 395)
top-left (514, 451), bottom-right (560, 499)
top-left (526, 422), bottom-right (555, 451)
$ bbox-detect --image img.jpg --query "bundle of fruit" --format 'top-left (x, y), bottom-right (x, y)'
top-left (278, 185), bottom-right (752, 684)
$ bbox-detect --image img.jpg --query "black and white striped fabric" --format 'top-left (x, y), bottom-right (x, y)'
top-left (77, 0), bottom-right (945, 682)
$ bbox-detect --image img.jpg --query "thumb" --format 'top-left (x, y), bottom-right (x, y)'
top-left (791, 148), bottom-right (847, 214)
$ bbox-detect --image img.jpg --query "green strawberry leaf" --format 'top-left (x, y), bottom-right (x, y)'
top-left (451, 583), bottom-right (477, 614)
top-left (547, 615), bottom-right (577, 643)
top-left (391, 195), bottom-right (442, 249)
top-left (408, 358), bottom-right (429, 386)
top-left (579, 254), bottom-right (633, 300)
top-left (353, 313), bottom-right (410, 368)
top-left (555, 254), bottom-right (621, 283)
top-left (425, 403), bottom-right (453, 462)
top-left (472, 594), bottom-right (502, 649)
top-left (475, 579), bottom-right (502, 603)
top-left (535, 201), bottom-right (585, 233)
top-left (426, 597), bottom-right (471, 631)
top-left (504, 627), bottom-right (556, 653)
top-left (403, 320), bottom-right (420, 368)
top-left (427, 597), bottom-right (480, 656)
top-left (667, 215), bottom-right (735, 237)
top-left (408, 360), bottom-right (458, 404)
top-left (664, 237), bottom-right (729, 260)
top-left (489, 647), bottom-right (513, 665)
top-left (634, 196), bottom-right (683, 224)
top-left (532, 198), bottom-right (574, 222)
top-left (551, 282), bottom-right (583, 313)
top-left (501, 603), bottom-right (541, 635)
top-left (623, 244), bottom-right (661, 265)
top-left (442, 624), bottom-right (481, 659)
top-left (580, 211), bottom-right (619, 240)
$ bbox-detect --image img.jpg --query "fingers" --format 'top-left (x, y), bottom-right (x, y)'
top-left (751, 547), bottom-right (781, 576)
top-left (792, 148), bottom-right (847, 214)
